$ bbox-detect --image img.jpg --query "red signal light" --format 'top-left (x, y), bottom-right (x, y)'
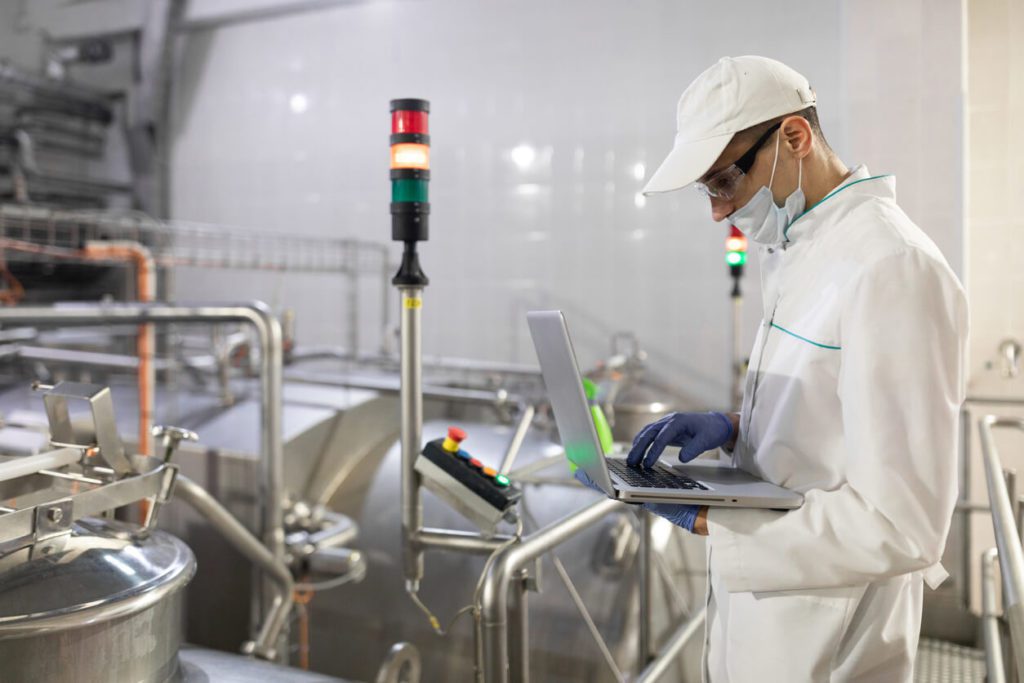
top-left (392, 110), bottom-right (429, 135)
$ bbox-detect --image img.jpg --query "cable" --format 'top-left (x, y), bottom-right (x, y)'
top-left (406, 516), bottom-right (525, 637)
top-left (407, 591), bottom-right (475, 636)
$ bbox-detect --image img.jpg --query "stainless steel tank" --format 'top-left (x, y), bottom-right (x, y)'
top-left (0, 518), bottom-right (195, 683)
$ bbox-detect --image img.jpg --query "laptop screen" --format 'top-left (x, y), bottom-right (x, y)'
top-left (527, 310), bottom-right (617, 496)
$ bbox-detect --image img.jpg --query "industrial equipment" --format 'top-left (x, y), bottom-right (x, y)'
top-left (414, 426), bottom-right (521, 535)
top-left (0, 377), bottom-right (413, 682)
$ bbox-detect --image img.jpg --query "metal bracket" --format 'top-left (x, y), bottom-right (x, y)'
top-left (31, 497), bottom-right (73, 558)
top-left (0, 464), bottom-right (167, 548)
top-left (156, 463), bottom-right (179, 503)
top-left (34, 497), bottom-right (73, 541)
top-left (524, 558), bottom-right (543, 593)
top-left (36, 381), bottom-right (131, 475)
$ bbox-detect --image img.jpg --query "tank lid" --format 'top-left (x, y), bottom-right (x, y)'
top-left (0, 518), bottom-right (195, 629)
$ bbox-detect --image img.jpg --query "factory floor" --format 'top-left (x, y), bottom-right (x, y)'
top-left (916, 584), bottom-right (987, 682)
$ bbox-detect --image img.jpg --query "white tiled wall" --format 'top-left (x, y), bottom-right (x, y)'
top-left (169, 0), bottom-right (849, 408)
top-left (839, 0), bottom-right (965, 281)
top-left (963, 0), bottom-right (1024, 613)
top-left (966, 0), bottom-right (1024, 397)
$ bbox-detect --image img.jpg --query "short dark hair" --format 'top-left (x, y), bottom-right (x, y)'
top-left (739, 106), bottom-right (830, 149)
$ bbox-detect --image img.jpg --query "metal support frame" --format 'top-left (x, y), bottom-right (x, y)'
top-left (175, 474), bottom-right (293, 661)
top-left (730, 289), bottom-right (743, 412)
top-left (478, 497), bottom-right (705, 683)
top-left (507, 568), bottom-right (530, 682)
top-left (0, 303), bottom-right (285, 653)
top-left (638, 509), bottom-right (655, 668)
top-left (981, 548), bottom-right (1008, 683)
top-left (499, 404), bottom-right (535, 476)
top-left (399, 286), bottom-right (425, 589)
top-left (635, 609), bottom-right (707, 683)
top-left (479, 498), bottom-right (618, 682)
top-left (978, 415), bottom-right (1024, 676)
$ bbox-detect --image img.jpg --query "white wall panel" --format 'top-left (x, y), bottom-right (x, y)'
top-left (170, 0), bottom-right (848, 408)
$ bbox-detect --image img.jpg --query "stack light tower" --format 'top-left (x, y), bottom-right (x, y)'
top-left (390, 98), bottom-right (431, 591)
top-left (726, 226), bottom-right (747, 411)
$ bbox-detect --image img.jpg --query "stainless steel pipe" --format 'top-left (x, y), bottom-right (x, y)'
top-left (0, 303), bottom-right (285, 639)
top-left (499, 404), bottom-right (535, 475)
top-left (507, 568), bottom-right (530, 683)
top-left (286, 368), bottom-right (523, 409)
top-left (635, 608), bottom-right (706, 683)
top-left (399, 287), bottom-right (425, 588)
top-left (638, 509), bottom-right (655, 668)
top-left (414, 528), bottom-right (514, 555)
top-left (0, 447), bottom-right (80, 482)
top-left (981, 547), bottom-right (1008, 683)
top-left (979, 415), bottom-right (1024, 676)
top-left (175, 474), bottom-right (294, 661)
top-left (479, 498), bottom-right (621, 683)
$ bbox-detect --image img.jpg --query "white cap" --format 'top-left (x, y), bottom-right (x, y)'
top-left (642, 56), bottom-right (816, 195)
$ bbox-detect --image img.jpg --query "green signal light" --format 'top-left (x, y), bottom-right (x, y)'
top-left (392, 178), bottom-right (429, 203)
top-left (726, 251), bottom-right (747, 266)
top-left (494, 474), bottom-right (510, 487)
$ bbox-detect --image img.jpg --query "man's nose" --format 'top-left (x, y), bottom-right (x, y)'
top-left (710, 196), bottom-right (734, 223)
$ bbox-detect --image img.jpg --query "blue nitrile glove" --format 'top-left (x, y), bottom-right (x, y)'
top-left (642, 502), bottom-right (700, 532)
top-left (574, 469), bottom-right (701, 533)
top-left (627, 412), bottom-right (734, 469)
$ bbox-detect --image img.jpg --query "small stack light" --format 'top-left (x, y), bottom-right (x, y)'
top-left (390, 100), bottom-right (430, 205)
top-left (725, 226), bottom-right (748, 269)
top-left (390, 98), bottom-right (430, 286)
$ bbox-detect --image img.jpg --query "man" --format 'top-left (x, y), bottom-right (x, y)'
top-left (584, 56), bottom-right (968, 680)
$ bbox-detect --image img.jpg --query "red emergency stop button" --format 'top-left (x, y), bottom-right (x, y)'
top-left (442, 426), bottom-right (467, 453)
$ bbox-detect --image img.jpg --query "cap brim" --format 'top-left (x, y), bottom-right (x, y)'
top-left (642, 132), bottom-right (733, 195)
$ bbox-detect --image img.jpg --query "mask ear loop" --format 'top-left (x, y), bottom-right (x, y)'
top-left (767, 130), bottom-right (782, 189)
top-left (797, 155), bottom-right (803, 192)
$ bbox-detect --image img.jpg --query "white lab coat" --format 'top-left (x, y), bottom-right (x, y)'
top-left (703, 166), bottom-right (969, 682)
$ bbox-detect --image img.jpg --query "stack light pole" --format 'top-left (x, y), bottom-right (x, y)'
top-left (390, 98), bottom-right (430, 591)
top-left (726, 226), bottom-right (747, 411)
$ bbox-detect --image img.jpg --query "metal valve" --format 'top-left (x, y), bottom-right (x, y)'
top-left (151, 425), bottom-right (198, 463)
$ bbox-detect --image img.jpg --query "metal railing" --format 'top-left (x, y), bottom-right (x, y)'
top-left (478, 497), bottom-right (705, 683)
top-left (0, 204), bottom-right (392, 356)
top-left (0, 204), bottom-right (389, 274)
top-left (978, 415), bottom-right (1024, 680)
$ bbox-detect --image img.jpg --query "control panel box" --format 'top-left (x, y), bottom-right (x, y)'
top-left (414, 428), bottom-right (521, 535)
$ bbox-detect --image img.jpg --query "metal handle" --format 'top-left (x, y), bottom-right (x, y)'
top-left (999, 340), bottom-right (1023, 379)
top-left (374, 642), bottom-right (421, 683)
top-left (151, 425), bottom-right (198, 463)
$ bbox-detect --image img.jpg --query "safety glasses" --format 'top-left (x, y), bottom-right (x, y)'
top-left (694, 122), bottom-right (782, 200)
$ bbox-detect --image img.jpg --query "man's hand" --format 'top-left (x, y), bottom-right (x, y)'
top-left (627, 412), bottom-right (735, 469)
top-left (575, 469), bottom-right (709, 535)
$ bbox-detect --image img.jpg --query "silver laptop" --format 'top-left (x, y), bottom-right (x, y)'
top-left (527, 310), bottom-right (803, 508)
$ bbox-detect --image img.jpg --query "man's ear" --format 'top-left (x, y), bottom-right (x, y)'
top-left (781, 115), bottom-right (813, 159)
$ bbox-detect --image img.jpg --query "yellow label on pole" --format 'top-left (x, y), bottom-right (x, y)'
top-left (404, 297), bottom-right (423, 309)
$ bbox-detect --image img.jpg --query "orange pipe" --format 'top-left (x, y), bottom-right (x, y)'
top-left (0, 238), bottom-right (158, 457)
top-left (83, 242), bottom-right (156, 456)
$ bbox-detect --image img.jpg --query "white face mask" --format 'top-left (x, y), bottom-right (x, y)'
top-left (729, 131), bottom-right (805, 246)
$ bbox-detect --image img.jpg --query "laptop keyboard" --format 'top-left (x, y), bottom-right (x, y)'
top-left (607, 459), bottom-right (709, 491)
